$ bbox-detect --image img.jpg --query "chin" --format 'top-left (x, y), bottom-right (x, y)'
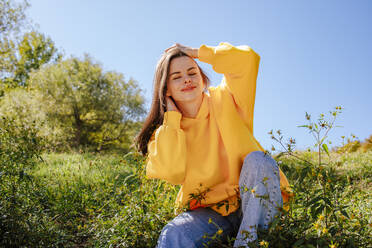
top-left (178, 92), bottom-right (203, 102)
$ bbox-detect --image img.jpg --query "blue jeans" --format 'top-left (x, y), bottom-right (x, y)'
top-left (157, 151), bottom-right (283, 248)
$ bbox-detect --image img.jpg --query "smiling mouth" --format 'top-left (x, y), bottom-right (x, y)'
top-left (182, 86), bottom-right (196, 91)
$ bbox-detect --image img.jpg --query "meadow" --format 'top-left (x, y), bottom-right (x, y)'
top-left (1, 102), bottom-right (371, 248)
top-left (1, 144), bottom-right (371, 247)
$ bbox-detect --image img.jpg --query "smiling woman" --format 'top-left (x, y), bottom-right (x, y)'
top-left (166, 55), bottom-right (206, 118)
top-left (134, 42), bottom-right (293, 248)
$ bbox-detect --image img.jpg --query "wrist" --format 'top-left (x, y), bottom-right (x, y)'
top-left (192, 48), bottom-right (199, 58)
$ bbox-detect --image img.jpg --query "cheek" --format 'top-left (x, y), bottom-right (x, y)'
top-left (166, 81), bottom-right (177, 95)
top-left (194, 74), bottom-right (203, 85)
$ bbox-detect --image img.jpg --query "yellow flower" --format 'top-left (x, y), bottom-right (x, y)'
top-left (318, 215), bottom-right (325, 221)
top-left (322, 228), bottom-right (328, 234)
top-left (259, 240), bottom-right (269, 247)
top-left (313, 223), bottom-right (320, 230)
top-left (217, 229), bottom-right (223, 235)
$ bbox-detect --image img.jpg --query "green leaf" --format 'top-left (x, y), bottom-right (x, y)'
top-left (307, 195), bottom-right (322, 207)
top-left (322, 143), bottom-right (330, 156)
top-left (293, 239), bottom-right (304, 247)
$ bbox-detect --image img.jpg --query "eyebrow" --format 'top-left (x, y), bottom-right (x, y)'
top-left (169, 66), bottom-right (197, 77)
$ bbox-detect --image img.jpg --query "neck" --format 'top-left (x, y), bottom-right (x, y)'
top-left (176, 93), bottom-right (204, 118)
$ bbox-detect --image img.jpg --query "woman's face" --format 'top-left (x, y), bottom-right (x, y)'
top-left (166, 56), bottom-right (204, 103)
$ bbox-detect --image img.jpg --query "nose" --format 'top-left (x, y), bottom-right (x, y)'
top-left (184, 76), bottom-right (192, 84)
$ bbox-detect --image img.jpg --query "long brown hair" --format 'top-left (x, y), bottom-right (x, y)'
top-left (134, 47), bottom-right (210, 156)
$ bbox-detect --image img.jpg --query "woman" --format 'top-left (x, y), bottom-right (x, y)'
top-left (135, 42), bottom-right (293, 247)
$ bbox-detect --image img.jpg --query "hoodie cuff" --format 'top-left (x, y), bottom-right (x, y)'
top-left (163, 111), bottom-right (182, 128)
top-left (198, 44), bottom-right (215, 64)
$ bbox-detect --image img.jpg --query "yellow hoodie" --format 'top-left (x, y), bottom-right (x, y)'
top-left (146, 42), bottom-right (293, 216)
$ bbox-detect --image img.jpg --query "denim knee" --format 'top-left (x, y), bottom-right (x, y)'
top-left (157, 221), bottom-right (195, 248)
top-left (242, 150), bottom-right (278, 172)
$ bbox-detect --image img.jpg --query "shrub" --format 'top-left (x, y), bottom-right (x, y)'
top-left (0, 116), bottom-right (66, 246)
top-left (255, 107), bottom-right (372, 247)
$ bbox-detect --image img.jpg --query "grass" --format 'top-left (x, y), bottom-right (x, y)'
top-left (23, 150), bottom-right (372, 247)
top-left (1, 147), bottom-right (371, 247)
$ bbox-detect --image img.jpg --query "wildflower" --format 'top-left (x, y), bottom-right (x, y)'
top-left (327, 179), bottom-right (332, 183)
top-left (260, 240), bottom-right (269, 247)
top-left (217, 229), bottom-right (223, 235)
top-left (318, 214), bottom-right (325, 221)
top-left (313, 222), bottom-right (321, 230)
top-left (322, 227), bottom-right (328, 234)
top-left (329, 243), bottom-right (338, 248)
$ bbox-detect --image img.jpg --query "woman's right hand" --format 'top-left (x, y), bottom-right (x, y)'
top-left (166, 96), bottom-right (181, 113)
top-left (164, 43), bottom-right (198, 59)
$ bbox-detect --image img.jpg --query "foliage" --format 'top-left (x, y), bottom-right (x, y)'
top-left (17, 150), bottom-right (177, 247)
top-left (1, 31), bottom-right (61, 94)
top-left (335, 134), bottom-right (372, 154)
top-left (1, 145), bottom-right (371, 247)
top-left (254, 106), bottom-right (372, 247)
top-left (0, 0), bottom-right (29, 37)
top-left (1, 105), bottom-right (370, 247)
top-left (0, 55), bottom-right (146, 151)
top-left (0, 116), bottom-right (63, 247)
top-left (0, 88), bottom-right (68, 150)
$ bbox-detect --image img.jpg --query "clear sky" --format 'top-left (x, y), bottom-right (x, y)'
top-left (27, 0), bottom-right (371, 151)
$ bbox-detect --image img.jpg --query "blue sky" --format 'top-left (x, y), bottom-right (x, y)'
top-left (27, 0), bottom-right (372, 151)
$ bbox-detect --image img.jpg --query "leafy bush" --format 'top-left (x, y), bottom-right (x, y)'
top-left (0, 116), bottom-right (65, 247)
top-left (253, 107), bottom-right (372, 247)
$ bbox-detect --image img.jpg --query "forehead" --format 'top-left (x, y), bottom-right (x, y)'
top-left (169, 56), bottom-right (198, 73)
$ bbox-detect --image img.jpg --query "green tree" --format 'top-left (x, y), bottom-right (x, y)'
top-left (26, 54), bottom-right (146, 150)
top-left (0, 0), bottom-right (29, 36)
top-left (0, 0), bottom-right (30, 93)
top-left (1, 31), bottom-right (61, 92)
top-left (1, 0), bottom-right (60, 93)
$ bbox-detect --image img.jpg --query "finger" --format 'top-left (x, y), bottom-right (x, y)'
top-left (164, 44), bottom-right (178, 53)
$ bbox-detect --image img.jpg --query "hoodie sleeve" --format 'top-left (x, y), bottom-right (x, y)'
top-left (198, 42), bottom-right (260, 134)
top-left (145, 111), bottom-right (187, 185)
top-left (199, 42), bottom-right (294, 210)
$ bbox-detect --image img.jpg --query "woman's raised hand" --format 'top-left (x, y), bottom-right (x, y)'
top-left (166, 96), bottom-right (181, 113)
top-left (164, 43), bottom-right (198, 59)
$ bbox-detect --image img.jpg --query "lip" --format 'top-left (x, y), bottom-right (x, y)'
top-left (181, 86), bottom-right (196, 92)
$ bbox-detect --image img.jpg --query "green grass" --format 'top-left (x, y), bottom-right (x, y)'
top-left (3, 150), bottom-right (371, 247)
